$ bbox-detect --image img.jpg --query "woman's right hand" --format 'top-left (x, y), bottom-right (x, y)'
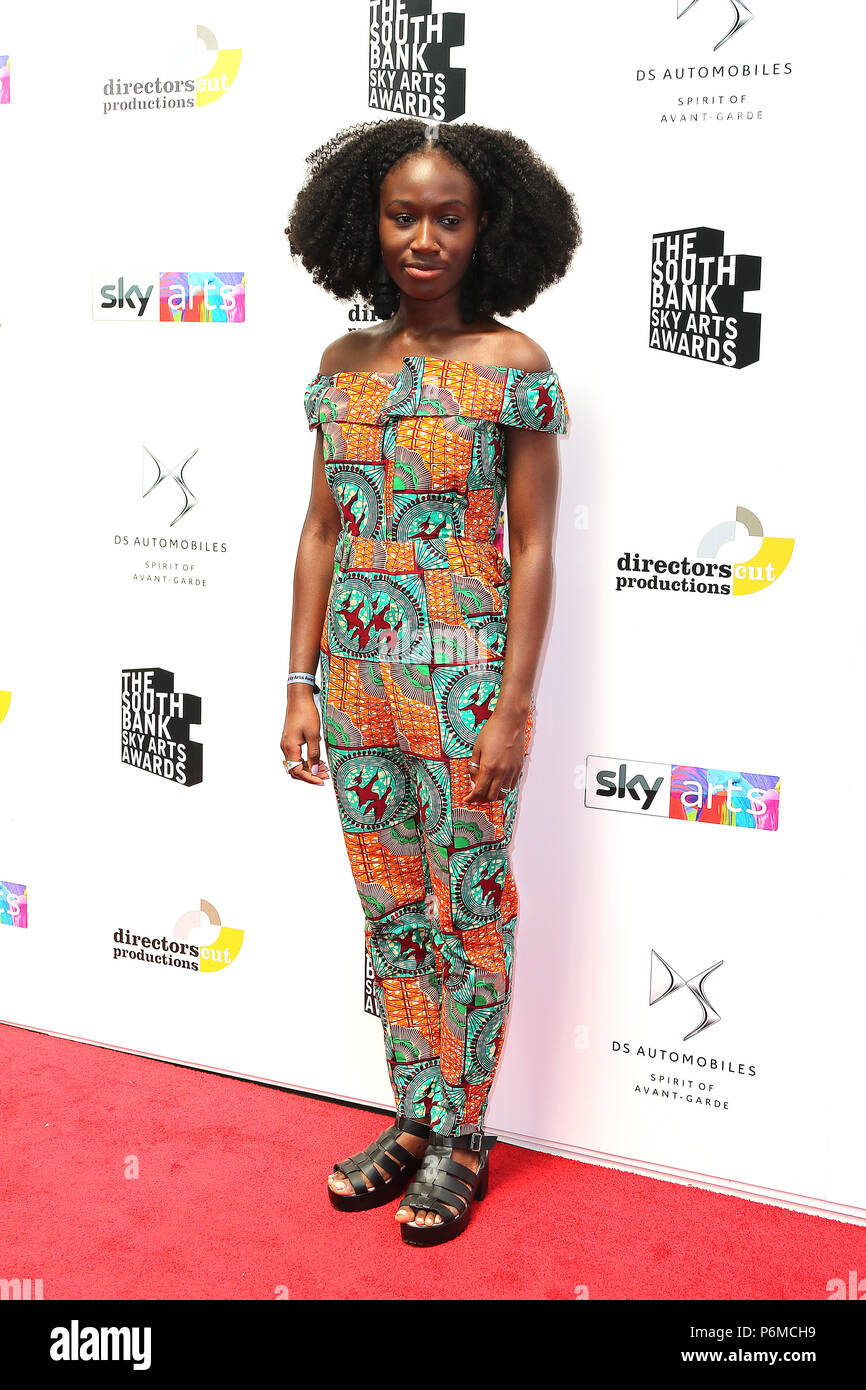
top-left (280, 689), bottom-right (330, 786)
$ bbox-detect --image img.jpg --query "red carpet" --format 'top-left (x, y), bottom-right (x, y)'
top-left (0, 1022), bottom-right (862, 1300)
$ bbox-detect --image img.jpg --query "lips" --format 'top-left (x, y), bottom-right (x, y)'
top-left (403, 264), bottom-right (446, 279)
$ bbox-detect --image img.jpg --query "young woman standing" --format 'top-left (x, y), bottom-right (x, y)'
top-left (282, 117), bottom-right (580, 1245)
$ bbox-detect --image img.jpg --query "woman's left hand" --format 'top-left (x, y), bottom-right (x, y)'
top-left (464, 707), bottom-right (527, 804)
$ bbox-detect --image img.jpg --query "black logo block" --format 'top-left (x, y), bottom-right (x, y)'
top-left (650, 226), bottom-right (761, 368)
top-left (121, 667), bottom-right (203, 787)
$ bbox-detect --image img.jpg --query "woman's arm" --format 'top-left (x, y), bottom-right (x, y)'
top-left (280, 426), bottom-right (342, 784)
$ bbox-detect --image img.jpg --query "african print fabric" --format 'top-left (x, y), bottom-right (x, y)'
top-left (304, 355), bottom-right (569, 1136)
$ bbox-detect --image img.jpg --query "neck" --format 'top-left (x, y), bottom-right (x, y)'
top-left (386, 287), bottom-right (466, 347)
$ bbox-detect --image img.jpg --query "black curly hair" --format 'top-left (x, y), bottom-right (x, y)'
top-left (285, 118), bottom-right (581, 321)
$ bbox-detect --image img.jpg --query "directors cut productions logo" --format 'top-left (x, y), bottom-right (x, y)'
top-left (677, 0), bottom-right (753, 52)
top-left (585, 756), bottom-right (780, 830)
top-left (92, 272), bottom-right (245, 322)
top-left (101, 24), bottom-right (241, 115)
top-left (112, 899), bottom-right (244, 973)
top-left (369, 0), bottom-right (465, 120)
top-left (121, 668), bottom-right (202, 786)
top-left (615, 505), bottom-right (794, 597)
top-left (651, 228), bottom-right (761, 367)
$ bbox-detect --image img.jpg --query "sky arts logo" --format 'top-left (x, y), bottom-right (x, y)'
top-left (369, 0), bottom-right (465, 120)
top-left (102, 24), bottom-right (241, 116)
top-left (1, 56), bottom-right (10, 104)
top-left (585, 757), bottom-right (779, 830)
top-left (0, 690), bottom-right (10, 722)
top-left (92, 272), bottom-right (245, 322)
top-left (615, 505), bottom-right (794, 597)
top-left (0, 881), bottom-right (27, 929)
top-left (677, 1), bottom-right (754, 53)
top-left (112, 899), bottom-right (244, 973)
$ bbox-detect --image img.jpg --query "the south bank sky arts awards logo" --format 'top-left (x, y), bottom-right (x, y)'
top-left (101, 24), bottom-right (241, 115)
top-left (650, 228), bottom-right (761, 367)
top-left (615, 506), bottom-right (794, 598)
top-left (113, 446), bottom-right (228, 590)
top-left (112, 899), bottom-right (243, 974)
top-left (121, 668), bottom-right (202, 786)
top-left (369, 0), bottom-right (465, 120)
top-left (635, 3), bottom-right (793, 128)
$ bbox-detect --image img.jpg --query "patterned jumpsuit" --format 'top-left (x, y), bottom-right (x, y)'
top-left (304, 355), bottom-right (569, 1138)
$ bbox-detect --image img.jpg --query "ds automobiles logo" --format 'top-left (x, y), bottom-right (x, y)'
top-left (677, 0), bottom-right (754, 51)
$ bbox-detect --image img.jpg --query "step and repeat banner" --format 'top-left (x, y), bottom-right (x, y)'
top-left (1, 1), bottom-right (863, 1222)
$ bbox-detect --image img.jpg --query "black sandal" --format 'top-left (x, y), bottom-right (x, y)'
top-left (328, 1116), bottom-right (431, 1212)
top-left (399, 1132), bottom-right (497, 1245)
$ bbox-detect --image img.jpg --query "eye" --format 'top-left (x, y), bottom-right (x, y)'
top-left (440, 216), bottom-right (461, 228)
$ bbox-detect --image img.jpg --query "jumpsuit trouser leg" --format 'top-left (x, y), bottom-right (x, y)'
top-left (318, 627), bottom-right (534, 1140)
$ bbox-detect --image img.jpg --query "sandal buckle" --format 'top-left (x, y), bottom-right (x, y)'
top-left (469, 1131), bottom-right (483, 1152)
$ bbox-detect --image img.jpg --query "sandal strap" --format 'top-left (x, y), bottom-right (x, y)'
top-left (396, 1116), bottom-right (432, 1140)
top-left (334, 1118), bottom-right (431, 1195)
top-left (334, 1156), bottom-right (378, 1197)
top-left (403, 1192), bottom-right (459, 1221)
top-left (445, 1132), bottom-right (498, 1153)
top-left (402, 1143), bottom-right (489, 1220)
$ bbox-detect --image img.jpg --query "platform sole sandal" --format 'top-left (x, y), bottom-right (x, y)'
top-left (328, 1116), bottom-right (431, 1212)
top-left (399, 1132), bottom-right (496, 1246)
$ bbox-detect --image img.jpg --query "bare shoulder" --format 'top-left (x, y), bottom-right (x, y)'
top-left (318, 326), bottom-right (386, 376)
top-left (484, 325), bottom-right (552, 373)
top-left (318, 332), bottom-right (357, 377)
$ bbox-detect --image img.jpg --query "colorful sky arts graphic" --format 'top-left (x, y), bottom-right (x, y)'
top-left (1, 56), bottom-right (10, 104)
top-left (159, 272), bottom-right (244, 323)
top-left (0, 691), bottom-right (10, 722)
top-left (669, 766), bottom-right (779, 830)
top-left (0, 881), bottom-right (27, 928)
top-left (585, 755), bottom-right (780, 830)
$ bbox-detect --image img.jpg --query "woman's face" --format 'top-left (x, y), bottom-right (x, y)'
top-left (378, 147), bottom-right (486, 304)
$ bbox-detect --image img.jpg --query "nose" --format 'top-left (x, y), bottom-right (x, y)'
top-left (409, 217), bottom-right (440, 254)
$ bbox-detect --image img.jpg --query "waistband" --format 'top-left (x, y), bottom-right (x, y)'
top-left (334, 531), bottom-right (509, 585)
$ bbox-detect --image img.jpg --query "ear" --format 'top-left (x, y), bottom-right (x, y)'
top-left (478, 209), bottom-right (489, 238)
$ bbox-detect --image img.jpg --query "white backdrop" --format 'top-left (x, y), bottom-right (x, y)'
top-left (1, 0), bottom-right (864, 1224)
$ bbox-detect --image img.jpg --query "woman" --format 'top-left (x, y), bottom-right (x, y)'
top-left (282, 117), bottom-right (580, 1246)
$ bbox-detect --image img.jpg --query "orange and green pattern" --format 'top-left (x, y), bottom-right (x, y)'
top-left (304, 355), bottom-right (569, 1137)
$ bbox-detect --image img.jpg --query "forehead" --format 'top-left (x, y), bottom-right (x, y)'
top-left (379, 149), bottom-right (479, 206)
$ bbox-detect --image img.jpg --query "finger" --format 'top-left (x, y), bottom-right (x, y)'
top-left (306, 731), bottom-right (322, 778)
top-left (289, 761), bottom-right (329, 786)
top-left (466, 773), bottom-right (498, 803)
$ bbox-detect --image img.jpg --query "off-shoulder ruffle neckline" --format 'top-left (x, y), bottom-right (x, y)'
top-left (308, 355), bottom-right (558, 384)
